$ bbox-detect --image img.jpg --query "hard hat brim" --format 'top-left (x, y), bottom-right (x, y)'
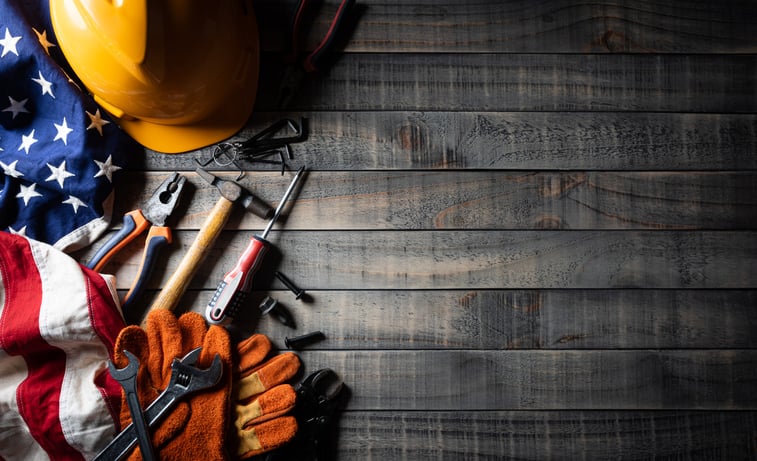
top-left (115, 75), bottom-right (259, 154)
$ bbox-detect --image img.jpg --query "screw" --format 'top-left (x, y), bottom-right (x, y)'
top-left (275, 271), bottom-right (305, 300)
top-left (285, 331), bottom-right (325, 350)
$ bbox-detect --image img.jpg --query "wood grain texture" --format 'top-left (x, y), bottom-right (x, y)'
top-left (231, 290), bottom-right (757, 350)
top-left (90, 2), bottom-right (757, 457)
top-left (294, 350), bottom-right (757, 410)
top-left (254, 0), bottom-right (757, 53)
top-left (89, 230), bottom-right (757, 291)
top-left (116, 171), bottom-right (757, 230)
top-left (254, 54), bottom-right (757, 112)
top-left (143, 112), bottom-right (757, 171)
top-left (333, 411), bottom-right (757, 459)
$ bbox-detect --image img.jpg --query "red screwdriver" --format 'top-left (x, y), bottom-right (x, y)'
top-left (205, 166), bottom-right (305, 325)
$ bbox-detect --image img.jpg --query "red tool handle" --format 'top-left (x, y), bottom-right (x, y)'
top-left (205, 235), bottom-right (269, 324)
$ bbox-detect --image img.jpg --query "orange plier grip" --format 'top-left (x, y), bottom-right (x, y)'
top-left (86, 210), bottom-right (172, 317)
top-left (121, 225), bottom-right (172, 308)
top-left (88, 210), bottom-right (150, 272)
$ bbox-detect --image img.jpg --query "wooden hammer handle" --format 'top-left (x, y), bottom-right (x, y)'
top-left (142, 196), bottom-right (235, 324)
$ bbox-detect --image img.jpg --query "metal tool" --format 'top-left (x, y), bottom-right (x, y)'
top-left (198, 118), bottom-right (307, 177)
top-left (94, 348), bottom-right (223, 461)
top-left (278, 0), bottom-right (356, 109)
top-left (285, 331), bottom-right (325, 350)
top-left (87, 173), bottom-right (186, 317)
top-left (143, 169), bottom-right (273, 323)
top-left (108, 350), bottom-right (156, 461)
top-left (205, 166), bottom-right (306, 325)
top-left (266, 368), bottom-right (346, 461)
top-left (275, 270), bottom-right (306, 300)
top-left (258, 296), bottom-right (296, 328)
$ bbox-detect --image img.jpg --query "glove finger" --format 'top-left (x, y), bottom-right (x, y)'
top-left (200, 324), bottom-right (232, 369)
top-left (235, 384), bottom-right (297, 429)
top-left (237, 416), bottom-right (298, 458)
top-left (177, 312), bottom-right (208, 355)
top-left (235, 334), bottom-right (272, 375)
top-left (113, 326), bottom-right (149, 369)
top-left (236, 353), bottom-right (300, 401)
top-left (144, 309), bottom-right (184, 386)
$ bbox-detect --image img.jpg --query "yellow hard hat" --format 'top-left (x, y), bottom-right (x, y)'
top-left (50, 0), bottom-right (259, 154)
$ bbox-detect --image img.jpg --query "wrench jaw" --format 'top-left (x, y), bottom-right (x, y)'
top-left (108, 350), bottom-right (140, 380)
top-left (93, 347), bottom-right (225, 461)
top-left (169, 351), bottom-right (223, 393)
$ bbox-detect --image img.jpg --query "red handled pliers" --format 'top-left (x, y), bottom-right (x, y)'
top-left (277, 0), bottom-right (356, 109)
top-left (87, 173), bottom-right (186, 317)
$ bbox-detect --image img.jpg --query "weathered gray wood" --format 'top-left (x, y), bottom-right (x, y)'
top-left (88, 231), bottom-right (757, 290)
top-left (95, 3), bottom-right (757, 457)
top-left (333, 411), bottom-right (757, 459)
top-left (212, 290), bottom-right (757, 350)
top-left (115, 171), bottom-right (757, 230)
top-left (254, 0), bottom-right (757, 53)
top-left (253, 54), bottom-right (757, 112)
top-left (142, 112), bottom-right (757, 171)
top-left (293, 350), bottom-right (757, 409)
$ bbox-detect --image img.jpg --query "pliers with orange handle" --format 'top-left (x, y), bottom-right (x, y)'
top-left (87, 173), bottom-right (187, 319)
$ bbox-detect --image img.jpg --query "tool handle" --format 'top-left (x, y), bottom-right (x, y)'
top-left (121, 226), bottom-right (171, 321)
top-left (125, 392), bottom-right (157, 461)
top-left (205, 236), bottom-right (269, 324)
top-left (143, 197), bottom-right (235, 324)
top-left (304, 0), bottom-right (356, 72)
top-left (87, 210), bottom-right (149, 271)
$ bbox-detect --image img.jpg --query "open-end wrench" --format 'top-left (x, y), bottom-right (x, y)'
top-left (108, 350), bottom-right (156, 461)
top-left (94, 348), bottom-right (223, 461)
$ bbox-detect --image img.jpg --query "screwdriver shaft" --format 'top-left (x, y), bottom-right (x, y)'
top-left (261, 166), bottom-right (305, 239)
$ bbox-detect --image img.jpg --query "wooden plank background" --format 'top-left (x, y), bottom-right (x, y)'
top-left (80, 1), bottom-right (757, 459)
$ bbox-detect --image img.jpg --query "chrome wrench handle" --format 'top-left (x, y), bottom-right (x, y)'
top-left (94, 349), bottom-right (222, 461)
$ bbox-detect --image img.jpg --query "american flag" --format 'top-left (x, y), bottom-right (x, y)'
top-left (0, 1), bottom-right (131, 252)
top-left (0, 232), bottom-right (126, 459)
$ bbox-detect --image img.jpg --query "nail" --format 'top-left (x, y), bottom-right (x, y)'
top-left (285, 331), bottom-right (325, 350)
top-left (275, 271), bottom-right (305, 300)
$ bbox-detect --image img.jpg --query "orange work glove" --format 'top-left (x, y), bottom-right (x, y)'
top-left (233, 334), bottom-right (300, 458)
top-left (112, 309), bottom-right (301, 460)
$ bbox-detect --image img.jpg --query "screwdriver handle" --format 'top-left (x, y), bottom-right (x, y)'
top-left (205, 235), bottom-right (269, 324)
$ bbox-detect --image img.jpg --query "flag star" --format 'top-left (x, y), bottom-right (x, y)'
top-left (46, 160), bottom-right (76, 188)
top-left (86, 108), bottom-right (110, 135)
top-left (63, 195), bottom-right (88, 214)
top-left (53, 117), bottom-right (74, 145)
top-left (8, 225), bottom-right (27, 237)
top-left (93, 155), bottom-right (122, 182)
top-left (0, 28), bottom-right (21, 58)
top-left (0, 160), bottom-right (24, 178)
top-left (16, 183), bottom-right (42, 205)
top-left (18, 129), bottom-right (38, 154)
top-left (3, 96), bottom-right (29, 119)
top-left (32, 70), bottom-right (55, 98)
top-left (33, 28), bottom-right (56, 55)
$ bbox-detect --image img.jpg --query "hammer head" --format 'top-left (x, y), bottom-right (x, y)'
top-left (196, 168), bottom-right (273, 219)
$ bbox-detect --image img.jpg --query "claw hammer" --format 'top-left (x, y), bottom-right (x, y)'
top-left (142, 169), bottom-right (272, 324)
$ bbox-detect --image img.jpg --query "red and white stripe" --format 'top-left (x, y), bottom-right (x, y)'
top-left (0, 233), bottom-right (125, 460)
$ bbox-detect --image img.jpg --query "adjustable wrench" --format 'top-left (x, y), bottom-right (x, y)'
top-left (108, 350), bottom-right (156, 461)
top-left (94, 348), bottom-right (223, 461)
